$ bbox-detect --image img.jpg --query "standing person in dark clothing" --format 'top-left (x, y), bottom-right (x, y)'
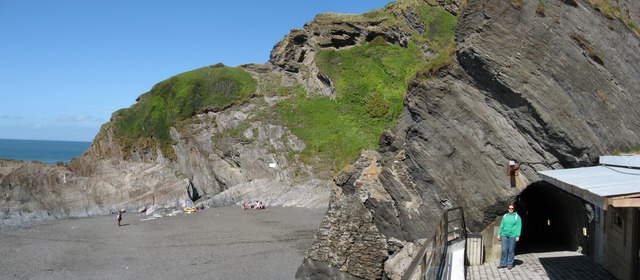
top-left (497, 203), bottom-right (522, 269)
top-left (117, 211), bottom-right (122, 227)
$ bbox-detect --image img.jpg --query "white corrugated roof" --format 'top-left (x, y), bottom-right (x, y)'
top-left (538, 166), bottom-right (640, 197)
top-left (538, 155), bottom-right (640, 209)
top-left (600, 155), bottom-right (640, 168)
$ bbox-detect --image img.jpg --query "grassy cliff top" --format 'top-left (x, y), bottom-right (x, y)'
top-left (107, 64), bottom-right (257, 160)
top-left (278, 4), bottom-right (457, 174)
top-left (98, 0), bottom-right (458, 172)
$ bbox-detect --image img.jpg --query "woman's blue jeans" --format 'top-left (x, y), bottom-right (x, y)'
top-left (500, 236), bottom-right (517, 267)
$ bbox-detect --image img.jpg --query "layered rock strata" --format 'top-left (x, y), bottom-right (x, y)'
top-left (2, 0), bottom-right (639, 278)
top-left (297, 0), bottom-right (640, 278)
top-left (1, 97), bottom-right (331, 226)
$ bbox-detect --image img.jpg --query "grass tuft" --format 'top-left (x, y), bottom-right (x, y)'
top-left (415, 55), bottom-right (454, 79)
top-left (613, 147), bottom-right (640, 155)
top-left (596, 90), bottom-right (607, 103)
top-left (584, 0), bottom-right (640, 37)
top-left (510, 0), bottom-right (523, 10)
top-left (570, 33), bottom-right (605, 65)
top-left (536, 2), bottom-right (545, 16)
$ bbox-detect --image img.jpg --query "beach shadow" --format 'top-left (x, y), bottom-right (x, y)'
top-left (120, 223), bottom-right (130, 227)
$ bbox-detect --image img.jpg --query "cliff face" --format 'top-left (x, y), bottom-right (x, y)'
top-left (0, 158), bottom-right (188, 226)
top-left (1, 66), bottom-right (333, 226)
top-left (4, 0), bottom-right (446, 224)
top-left (1, 0), bottom-right (639, 278)
top-left (1, 93), bottom-right (333, 226)
top-left (297, 0), bottom-right (640, 279)
top-left (611, 0), bottom-right (640, 26)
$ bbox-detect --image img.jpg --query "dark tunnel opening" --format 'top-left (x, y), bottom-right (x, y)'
top-left (514, 182), bottom-right (594, 254)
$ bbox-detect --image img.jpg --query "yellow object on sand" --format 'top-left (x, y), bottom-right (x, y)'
top-left (184, 207), bottom-right (196, 212)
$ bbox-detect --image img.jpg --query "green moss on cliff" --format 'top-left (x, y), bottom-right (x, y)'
top-left (276, 5), bottom-right (457, 174)
top-left (536, 2), bottom-right (545, 16)
top-left (316, 39), bottom-right (423, 119)
top-left (406, 6), bottom-right (458, 81)
top-left (586, 0), bottom-right (640, 37)
top-left (614, 147), bottom-right (640, 155)
top-left (105, 2), bottom-right (457, 173)
top-left (275, 43), bottom-right (413, 173)
top-left (413, 5), bottom-right (457, 53)
top-left (278, 92), bottom-right (389, 175)
top-left (112, 65), bottom-right (257, 160)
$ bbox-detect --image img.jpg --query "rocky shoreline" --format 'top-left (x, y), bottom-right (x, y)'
top-left (0, 158), bottom-right (331, 228)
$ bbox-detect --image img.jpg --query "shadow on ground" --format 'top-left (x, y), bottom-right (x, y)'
top-left (538, 255), bottom-right (616, 280)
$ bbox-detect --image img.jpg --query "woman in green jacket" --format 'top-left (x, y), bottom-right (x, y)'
top-left (497, 203), bottom-right (522, 269)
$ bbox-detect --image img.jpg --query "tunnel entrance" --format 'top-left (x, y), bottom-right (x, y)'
top-left (514, 182), bottom-right (594, 254)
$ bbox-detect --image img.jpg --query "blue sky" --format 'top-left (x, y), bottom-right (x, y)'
top-left (0, 0), bottom-right (393, 142)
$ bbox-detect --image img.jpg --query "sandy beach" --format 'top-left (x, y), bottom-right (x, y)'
top-left (0, 206), bottom-right (325, 280)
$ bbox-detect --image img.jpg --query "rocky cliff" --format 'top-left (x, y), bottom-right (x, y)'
top-left (296, 0), bottom-right (640, 279)
top-left (1, 66), bottom-right (334, 227)
top-left (1, 0), bottom-right (639, 278)
top-left (0, 158), bottom-right (188, 227)
top-left (1, 93), bottom-right (334, 226)
top-left (2, 0), bottom-right (460, 225)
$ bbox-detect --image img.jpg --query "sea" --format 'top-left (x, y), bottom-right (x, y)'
top-left (0, 139), bottom-right (91, 165)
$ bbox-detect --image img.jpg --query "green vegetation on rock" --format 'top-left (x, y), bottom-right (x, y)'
top-left (316, 38), bottom-right (421, 119)
top-left (585, 0), bottom-right (640, 36)
top-left (103, 2), bottom-right (457, 175)
top-left (111, 65), bottom-right (257, 160)
top-left (413, 5), bottom-right (457, 53)
top-left (570, 33), bottom-right (605, 65)
top-left (277, 5), bottom-right (457, 173)
top-left (536, 2), bottom-right (545, 16)
top-left (278, 90), bottom-right (394, 175)
top-left (614, 147), bottom-right (640, 155)
top-left (280, 37), bottom-right (424, 172)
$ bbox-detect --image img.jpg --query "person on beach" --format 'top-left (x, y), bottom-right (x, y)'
top-left (117, 211), bottom-right (122, 227)
top-left (497, 203), bottom-right (522, 269)
top-left (255, 201), bottom-right (264, 210)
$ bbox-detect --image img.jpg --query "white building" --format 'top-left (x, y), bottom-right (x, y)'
top-left (539, 155), bottom-right (640, 280)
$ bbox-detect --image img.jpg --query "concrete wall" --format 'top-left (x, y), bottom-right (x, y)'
top-left (480, 217), bottom-right (502, 263)
top-left (600, 207), bottom-right (638, 280)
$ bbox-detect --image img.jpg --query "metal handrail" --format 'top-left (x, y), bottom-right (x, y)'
top-left (401, 207), bottom-right (467, 280)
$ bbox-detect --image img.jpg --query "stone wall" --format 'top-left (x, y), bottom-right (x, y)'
top-left (297, 151), bottom-right (403, 279)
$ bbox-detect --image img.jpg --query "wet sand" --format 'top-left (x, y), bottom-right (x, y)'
top-left (0, 207), bottom-right (325, 280)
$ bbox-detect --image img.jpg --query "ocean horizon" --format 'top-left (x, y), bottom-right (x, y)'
top-left (0, 138), bottom-right (91, 165)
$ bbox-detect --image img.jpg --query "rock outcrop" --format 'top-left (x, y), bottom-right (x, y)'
top-left (611, 0), bottom-right (640, 26)
top-left (2, 0), bottom-right (639, 278)
top-left (0, 158), bottom-right (188, 227)
top-left (1, 96), bottom-right (332, 227)
top-left (1, 90), bottom-right (332, 227)
top-left (268, 0), bottom-right (468, 100)
top-left (297, 0), bottom-right (640, 278)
